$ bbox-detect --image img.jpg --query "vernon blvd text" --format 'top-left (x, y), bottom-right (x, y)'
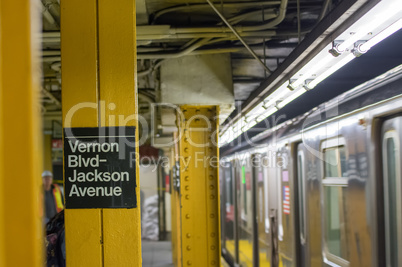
top-left (66, 139), bottom-right (130, 198)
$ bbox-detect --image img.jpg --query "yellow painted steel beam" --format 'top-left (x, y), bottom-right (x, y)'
top-left (171, 134), bottom-right (182, 267)
top-left (178, 106), bottom-right (221, 267)
top-left (61, 0), bottom-right (102, 265)
top-left (0, 0), bottom-right (43, 266)
top-left (61, 0), bottom-right (141, 266)
top-left (98, 0), bottom-right (141, 265)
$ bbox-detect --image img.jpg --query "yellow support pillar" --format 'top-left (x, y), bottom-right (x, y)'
top-left (61, 0), bottom-right (141, 266)
top-left (0, 0), bottom-right (43, 266)
top-left (171, 138), bottom-right (182, 267)
top-left (178, 106), bottom-right (221, 267)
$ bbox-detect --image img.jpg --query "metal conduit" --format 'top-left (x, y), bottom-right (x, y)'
top-left (43, 29), bottom-right (278, 42)
top-left (41, 87), bottom-right (61, 107)
top-left (207, 0), bottom-right (272, 73)
top-left (151, 1), bottom-right (282, 24)
top-left (138, 60), bottom-right (164, 78)
top-left (42, 0), bottom-right (287, 41)
top-left (167, 0), bottom-right (288, 34)
top-left (137, 37), bottom-right (212, 59)
top-left (136, 30), bottom-right (278, 40)
top-left (219, 9), bottom-right (277, 26)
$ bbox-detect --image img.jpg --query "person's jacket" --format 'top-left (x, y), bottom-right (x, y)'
top-left (52, 184), bottom-right (64, 213)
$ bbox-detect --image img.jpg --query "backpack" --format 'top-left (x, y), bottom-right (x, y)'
top-left (45, 210), bottom-right (65, 267)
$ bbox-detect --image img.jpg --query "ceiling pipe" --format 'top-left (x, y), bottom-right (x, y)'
top-left (317, 0), bottom-right (331, 22)
top-left (138, 60), bottom-right (165, 77)
top-left (172, 0), bottom-right (288, 34)
top-left (41, 0), bottom-right (60, 28)
top-left (50, 62), bottom-right (61, 72)
top-left (42, 29), bottom-right (278, 42)
top-left (42, 3), bottom-right (57, 26)
top-left (137, 30), bottom-right (278, 40)
top-left (42, 50), bottom-right (61, 56)
top-left (42, 87), bottom-right (61, 107)
top-left (42, 56), bottom-right (62, 62)
top-left (207, 0), bottom-right (272, 73)
top-left (40, 45), bottom-right (259, 62)
top-left (151, 1), bottom-right (282, 24)
top-left (151, 0), bottom-right (322, 24)
top-left (138, 37), bottom-right (212, 59)
top-left (42, 0), bottom-right (287, 41)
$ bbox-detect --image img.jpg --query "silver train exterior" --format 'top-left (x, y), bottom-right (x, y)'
top-left (220, 64), bottom-right (402, 267)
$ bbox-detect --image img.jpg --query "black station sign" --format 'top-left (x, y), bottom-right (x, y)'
top-left (63, 127), bottom-right (137, 209)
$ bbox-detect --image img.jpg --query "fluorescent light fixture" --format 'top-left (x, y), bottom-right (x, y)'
top-left (255, 107), bottom-right (278, 122)
top-left (262, 82), bottom-right (290, 105)
top-left (337, 22), bottom-right (377, 52)
top-left (241, 120), bottom-right (257, 133)
top-left (290, 54), bottom-right (334, 88)
top-left (246, 102), bottom-right (266, 120)
top-left (360, 18), bottom-right (402, 52)
top-left (307, 53), bottom-right (355, 89)
top-left (337, 2), bottom-right (402, 52)
top-left (277, 88), bottom-right (307, 108)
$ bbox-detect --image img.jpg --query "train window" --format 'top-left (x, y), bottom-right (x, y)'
top-left (297, 148), bottom-right (306, 243)
top-left (382, 131), bottom-right (401, 267)
top-left (223, 165), bottom-right (236, 261)
top-left (324, 146), bottom-right (347, 177)
top-left (263, 157), bottom-right (270, 234)
top-left (238, 162), bottom-right (253, 266)
top-left (324, 185), bottom-right (347, 259)
top-left (241, 165), bottom-right (248, 216)
top-left (322, 139), bottom-right (349, 266)
top-left (226, 170), bottom-right (234, 209)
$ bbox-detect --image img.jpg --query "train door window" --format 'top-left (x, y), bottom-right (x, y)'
top-left (322, 139), bottom-right (349, 266)
top-left (255, 154), bottom-right (270, 266)
top-left (297, 147), bottom-right (306, 243)
top-left (238, 159), bottom-right (253, 266)
top-left (241, 165), bottom-right (248, 218)
top-left (277, 151), bottom-right (285, 241)
top-left (382, 129), bottom-right (401, 267)
top-left (223, 163), bottom-right (236, 260)
top-left (263, 156), bottom-right (270, 235)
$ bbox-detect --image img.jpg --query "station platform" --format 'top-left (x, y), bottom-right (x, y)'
top-left (142, 241), bottom-right (174, 267)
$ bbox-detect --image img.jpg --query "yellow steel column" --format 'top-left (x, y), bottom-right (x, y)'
top-left (62, 0), bottom-right (140, 266)
top-left (98, 0), bottom-right (141, 265)
top-left (178, 106), bottom-right (221, 267)
top-left (61, 0), bottom-right (102, 266)
top-left (171, 137), bottom-right (182, 267)
top-left (0, 0), bottom-right (43, 266)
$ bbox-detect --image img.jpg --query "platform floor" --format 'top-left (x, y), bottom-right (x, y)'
top-left (142, 241), bottom-right (174, 267)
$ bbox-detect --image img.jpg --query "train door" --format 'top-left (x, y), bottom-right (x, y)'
top-left (381, 118), bottom-right (402, 267)
top-left (267, 150), bottom-right (279, 267)
top-left (237, 157), bottom-right (254, 266)
top-left (277, 146), bottom-right (295, 267)
top-left (253, 153), bottom-right (271, 266)
top-left (321, 138), bottom-right (349, 267)
top-left (296, 144), bottom-right (309, 267)
top-left (221, 161), bottom-right (236, 263)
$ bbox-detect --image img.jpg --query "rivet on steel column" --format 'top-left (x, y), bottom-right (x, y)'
top-left (178, 106), bottom-right (221, 267)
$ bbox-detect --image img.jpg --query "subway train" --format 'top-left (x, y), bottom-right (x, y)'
top-left (219, 64), bottom-right (402, 267)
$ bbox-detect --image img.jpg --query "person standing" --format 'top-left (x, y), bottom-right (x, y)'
top-left (42, 170), bottom-right (64, 224)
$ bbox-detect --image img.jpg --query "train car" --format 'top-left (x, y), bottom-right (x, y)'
top-left (220, 64), bottom-right (402, 267)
